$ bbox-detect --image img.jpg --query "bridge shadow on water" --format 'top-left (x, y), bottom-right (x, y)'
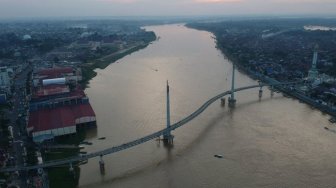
top-left (81, 95), bottom-right (285, 187)
top-left (168, 95), bottom-right (284, 158)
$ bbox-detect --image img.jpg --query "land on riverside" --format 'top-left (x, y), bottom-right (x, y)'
top-left (0, 19), bottom-right (157, 187)
top-left (187, 18), bottom-right (336, 112)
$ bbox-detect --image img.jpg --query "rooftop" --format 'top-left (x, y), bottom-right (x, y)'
top-left (35, 84), bottom-right (70, 97)
top-left (28, 104), bottom-right (95, 133)
top-left (37, 67), bottom-right (74, 79)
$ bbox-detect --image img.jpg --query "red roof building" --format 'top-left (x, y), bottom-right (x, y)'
top-left (33, 67), bottom-right (82, 87)
top-left (38, 67), bottom-right (74, 78)
top-left (35, 84), bottom-right (70, 97)
top-left (28, 104), bottom-right (96, 140)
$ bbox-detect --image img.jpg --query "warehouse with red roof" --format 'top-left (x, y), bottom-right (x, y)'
top-left (28, 104), bottom-right (96, 142)
top-left (28, 66), bottom-right (95, 143)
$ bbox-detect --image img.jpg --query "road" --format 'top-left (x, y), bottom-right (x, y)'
top-left (8, 65), bottom-right (32, 187)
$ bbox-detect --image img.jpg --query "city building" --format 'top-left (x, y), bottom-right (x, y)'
top-left (33, 67), bottom-right (82, 87)
top-left (0, 66), bottom-right (13, 94)
top-left (27, 103), bottom-right (95, 143)
top-left (28, 66), bottom-right (95, 143)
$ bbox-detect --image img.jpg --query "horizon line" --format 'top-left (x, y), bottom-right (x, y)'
top-left (1, 14), bottom-right (336, 22)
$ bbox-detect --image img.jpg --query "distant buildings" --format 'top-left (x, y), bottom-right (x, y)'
top-left (0, 66), bottom-right (13, 94)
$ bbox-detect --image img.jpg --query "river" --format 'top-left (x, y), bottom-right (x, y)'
top-left (80, 24), bottom-right (336, 188)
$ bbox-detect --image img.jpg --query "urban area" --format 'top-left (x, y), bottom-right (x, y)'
top-left (0, 19), bottom-right (156, 187)
top-left (188, 18), bottom-right (336, 117)
top-left (1, 17), bottom-right (336, 188)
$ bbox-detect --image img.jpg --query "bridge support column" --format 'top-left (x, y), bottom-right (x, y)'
top-left (259, 87), bottom-right (263, 98)
top-left (271, 86), bottom-right (274, 97)
top-left (69, 163), bottom-right (74, 173)
top-left (258, 80), bottom-right (263, 99)
top-left (229, 63), bottom-right (236, 108)
top-left (163, 135), bottom-right (174, 146)
top-left (228, 97), bottom-right (236, 108)
top-left (99, 155), bottom-right (105, 175)
top-left (163, 81), bottom-right (174, 146)
top-left (221, 97), bottom-right (226, 106)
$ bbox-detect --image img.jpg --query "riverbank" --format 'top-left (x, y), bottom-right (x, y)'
top-left (44, 34), bottom-right (156, 188)
top-left (80, 41), bottom-right (156, 88)
top-left (186, 24), bottom-right (336, 118)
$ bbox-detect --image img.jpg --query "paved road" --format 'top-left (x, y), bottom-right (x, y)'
top-left (8, 65), bottom-right (32, 187)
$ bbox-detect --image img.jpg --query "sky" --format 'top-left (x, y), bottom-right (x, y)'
top-left (0, 0), bottom-right (335, 18)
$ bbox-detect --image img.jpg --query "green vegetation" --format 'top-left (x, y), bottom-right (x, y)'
top-left (45, 146), bottom-right (81, 188)
top-left (0, 105), bottom-right (10, 148)
top-left (43, 127), bottom-right (86, 188)
top-left (47, 165), bottom-right (80, 188)
top-left (80, 30), bottom-right (156, 87)
top-left (80, 41), bottom-right (155, 88)
top-left (0, 105), bottom-right (9, 183)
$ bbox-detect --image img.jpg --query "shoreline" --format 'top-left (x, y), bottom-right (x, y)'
top-left (186, 25), bottom-right (336, 118)
top-left (46, 37), bottom-right (156, 187)
top-left (80, 40), bottom-right (156, 89)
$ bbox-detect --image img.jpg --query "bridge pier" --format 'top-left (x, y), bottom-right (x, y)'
top-left (259, 87), bottom-right (263, 98)
top-left (221, 98), bottom-right (226, 106)
top-left (99, 155), bottom-right (105, 175)
top-left (163, 135), bottom-right (174, 146)
top-left (69, 163), bottom-right (74, 173)
top-left (258, 80), bottom-right (263, 99)
top-left (229, 63), bottom-right (236, 108)
top-left (228, 97), bottom-right (236, 108)
top-left (271, 86), bottom-right (274, 97)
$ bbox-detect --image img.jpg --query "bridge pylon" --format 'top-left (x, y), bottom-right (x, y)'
top-left (228, 63), bottom-right (236, 108)
top-left (163, 81), bottom-right (174, 146)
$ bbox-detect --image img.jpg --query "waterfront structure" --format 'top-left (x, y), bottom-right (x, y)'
top-left (33, 67), bottom-right (82, 87)
top-left (28, 66), bottom-right (96, 143)
top-left (42, 78), bottom-right (66, 86)
top-left (35, 84), bottom-right (70, 97)
top-left (27, 103), bottom-right (95, 142)
top-left (29, 87), bottom-right (87, 110)
top-left (308, 45), bottom-right (319, 80)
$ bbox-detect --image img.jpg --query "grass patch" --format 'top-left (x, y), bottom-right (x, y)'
top-left (43, 127), bottom-right (87, 188)
top-left (80, 42), bottom-right (153, 88)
